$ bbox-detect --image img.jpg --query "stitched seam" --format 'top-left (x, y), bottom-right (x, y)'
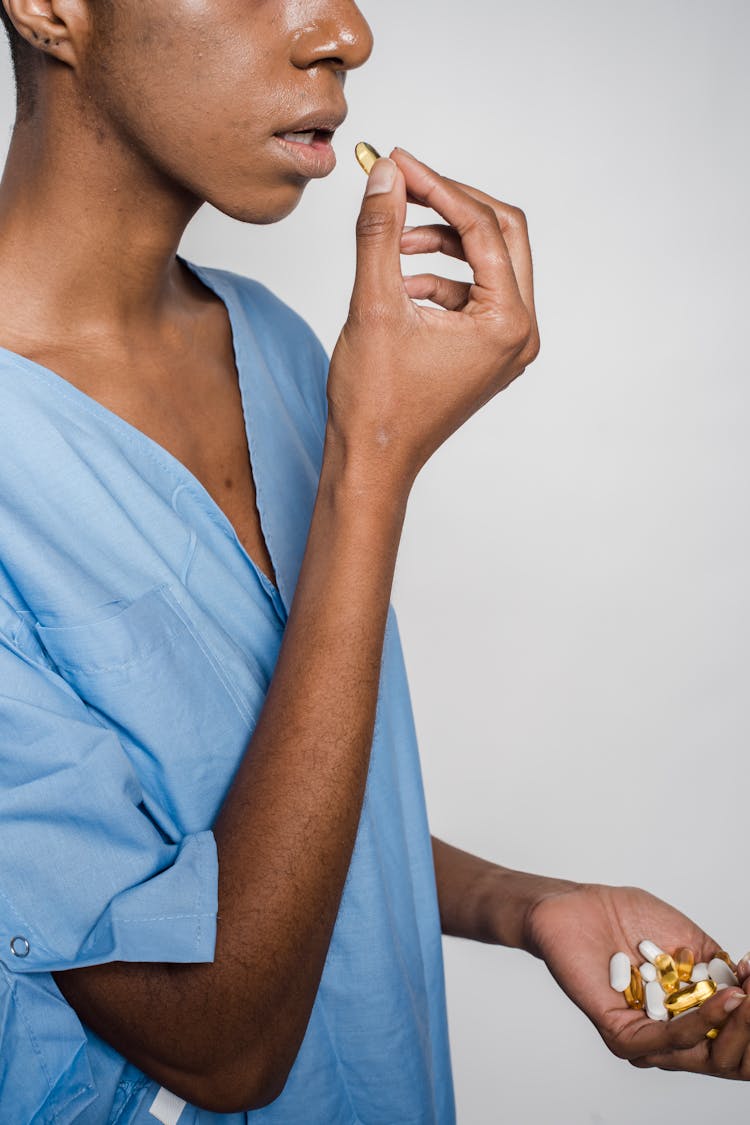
top-left (157, 586), bottom-right (255, 724)
top-left (0, 882), bottom-right (50, 951)
top-left (110, 1078), bottom-right (151, 1125)
top-left (115, 911), bottom-right (215, 924)
top-left (44, 1084), bottom-right (96, 1125)
top-left (3, 966), bottom-right (59, 1120)
top-left (42, 631), bottom-right (177, 675)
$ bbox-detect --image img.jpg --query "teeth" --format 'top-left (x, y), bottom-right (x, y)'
top-left (279, 131), bottom-right (316, 145)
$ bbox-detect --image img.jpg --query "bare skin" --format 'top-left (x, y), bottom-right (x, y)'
top-left (1, 0), bottom-right (749, 1113)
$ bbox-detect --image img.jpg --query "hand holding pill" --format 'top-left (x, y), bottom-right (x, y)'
top-left (325, 144), bottom-right (539, 495)
top-left (333, 143), bottom-right (750, 1086)
top-left (524, 882), bottom-right (750, 1079)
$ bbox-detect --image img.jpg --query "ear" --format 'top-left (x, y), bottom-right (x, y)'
top-left (3, 0), bottom-right (88, 67)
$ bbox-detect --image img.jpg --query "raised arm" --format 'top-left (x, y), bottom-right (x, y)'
top-left (52, 147), bottom-right (539, 1113)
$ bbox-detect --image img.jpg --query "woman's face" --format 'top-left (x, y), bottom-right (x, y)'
top-left (78, 0), bottom-right (373, 222)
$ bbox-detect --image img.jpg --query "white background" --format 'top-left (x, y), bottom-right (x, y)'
top-left (2, 1), bottom-right (749, 1121)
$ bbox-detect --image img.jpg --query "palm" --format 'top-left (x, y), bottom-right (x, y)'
top-left (527, 883), bottom-right (721, 1054)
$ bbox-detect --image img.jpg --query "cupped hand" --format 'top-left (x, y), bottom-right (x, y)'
top-left (326, 147), bottom-right (540, 495)
top-left (526, 882), bottom-right (750, 1078)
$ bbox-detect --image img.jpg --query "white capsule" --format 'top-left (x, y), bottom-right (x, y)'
top-left (691, 962), bottom-right (710, 982)
top-left (609, 952), bottom-right (632, 992)
top-left (638, 940), bottom-right (665, 966)
top-left (640, 961), bottom-right (657, 983)
top-left (645, 979), bottom-right (669, 1021)
top-left (708, 958), bottom-right (738, 987)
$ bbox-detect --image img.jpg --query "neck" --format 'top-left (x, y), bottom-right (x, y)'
top-left (0, 90), bottom-right (205, 346)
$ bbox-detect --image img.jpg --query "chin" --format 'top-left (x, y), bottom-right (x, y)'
top-left (215, 181), bottom-right (307, 225)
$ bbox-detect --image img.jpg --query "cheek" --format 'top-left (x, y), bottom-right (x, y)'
top-left (86, 36), bottom-right (301, 218)
top-left (80, 2), bottom-right (308, 219)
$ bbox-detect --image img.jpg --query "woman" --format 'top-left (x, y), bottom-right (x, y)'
top-left (0, 0), bottom-right (748, 1121)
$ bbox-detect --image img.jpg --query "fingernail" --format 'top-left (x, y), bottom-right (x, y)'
top-left (723, 991), bottom-right (747, 1013)
top-left (365, 158), bottom-right (396, 196)
top-left (739, 952), bottom-right (750, 967)
top-left (393, 147), bottom-right (417, 160)
top-left (401, 225), bottom-right (416, 233)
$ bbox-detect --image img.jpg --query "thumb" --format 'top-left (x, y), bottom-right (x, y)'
top-left (351, 157), bottom-right (407, 313)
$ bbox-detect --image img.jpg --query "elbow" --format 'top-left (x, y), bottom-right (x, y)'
top-left (169, 1051), bottom-right (292, 1114)
top-left (200, 1072), bottom-right (290, 1115)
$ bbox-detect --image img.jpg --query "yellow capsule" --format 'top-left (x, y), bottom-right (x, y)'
top-left (715, 950), bottom-right (738, 974)
top-left (675, 947), bottom-right (695, 982)
top-left (706, 1027), bottom-right (720, 1040)
top-left (624, 965), bottom-right (644, 1010)
top-left (355, 141), bottom-right (381, 175)
top-left (655, 952), bottom-right (680, 994)
top-left (663, 978), bottom-right (717, 1016)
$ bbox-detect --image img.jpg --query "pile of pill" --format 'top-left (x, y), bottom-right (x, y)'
top-left (609, 940), bottom-right (740, 1039)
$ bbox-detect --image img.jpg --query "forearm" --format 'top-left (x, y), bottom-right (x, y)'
top-left (431, 836), bottom-right (579, 951)
top-left (54, 428), bottom-right (409, 1112)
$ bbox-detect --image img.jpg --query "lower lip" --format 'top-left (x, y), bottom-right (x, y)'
top-left (273, 133), bottom-right (337, 177)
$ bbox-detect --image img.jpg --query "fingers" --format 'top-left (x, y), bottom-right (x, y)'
top-left (350, 157), bottom-right (409, 317)
top-left (611, 987), bottom-right (736, 1062)
top-left (706, 990), bottom-right (750, 1077)
top-left (628, 1041), bottom-right (709, 1073)
top-left (400, 224), bottom-right (465, 263)
top-left (402, 273), bottom-right (471, 311)
top-left (389, 148), bottom-right (520, 307)
top-left (624, 988), bottom-right (750, 1077)
top-left (438, 173), bottom-right (536, 321)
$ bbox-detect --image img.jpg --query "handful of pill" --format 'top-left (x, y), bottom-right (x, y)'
top-left (609, 940), bottom-right (740, 1038)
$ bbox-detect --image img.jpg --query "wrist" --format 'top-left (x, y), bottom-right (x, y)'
top-left (482, 867), bottom-right (582, 954)
top-left (322, 416), bottom-right (415, 515)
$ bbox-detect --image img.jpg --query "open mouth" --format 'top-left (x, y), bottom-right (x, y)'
top-left (275, 129), bottom-right (334, 148)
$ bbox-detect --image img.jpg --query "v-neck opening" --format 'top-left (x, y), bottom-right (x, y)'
top-left (178, 255), bottom-right (282, 603)
top-left (0, 255), bottom-right (284, 609)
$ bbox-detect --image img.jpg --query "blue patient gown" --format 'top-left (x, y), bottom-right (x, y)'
top-left (0, 257), bottom-right (456, 1124)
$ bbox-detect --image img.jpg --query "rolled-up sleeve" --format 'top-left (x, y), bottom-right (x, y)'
top-left (0, 634), bottom-right (219, 975)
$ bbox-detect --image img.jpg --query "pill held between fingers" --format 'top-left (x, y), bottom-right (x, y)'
top-left (640, 961), bottom-right (657, 983)
top-left (355, 141), bottom-right (381, 175)
top-left (706, 1027), bottom-right (720, 1039)
top-left (609, 952), bottom-right (632, 992)
top-left (645, 979), bottom-right (669, 1021)
top-left (691, 962), bottom-right (710, 982)
top-left (639, 940), bottom-right (665, 965)
top-left (708, 958), bottom-right (739, 987)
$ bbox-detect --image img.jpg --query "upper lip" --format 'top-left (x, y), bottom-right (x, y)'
top-left (274, 106), bottom-right (348, 136)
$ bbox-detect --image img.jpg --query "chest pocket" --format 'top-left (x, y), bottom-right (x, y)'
top-left (34, 582), bottom-right (254, 838)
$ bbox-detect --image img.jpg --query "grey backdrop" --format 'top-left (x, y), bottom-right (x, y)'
top-left (2, 1), bottom-right (748, 1121)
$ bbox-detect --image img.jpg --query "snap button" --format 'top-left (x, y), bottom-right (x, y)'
top-left (10, 935), bottom-right (30, 958)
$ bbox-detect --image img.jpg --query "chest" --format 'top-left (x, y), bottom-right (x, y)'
top-left (36, 347), bottom-right (278, 591)
top-left (123, 371), bottom-right (277, 589)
